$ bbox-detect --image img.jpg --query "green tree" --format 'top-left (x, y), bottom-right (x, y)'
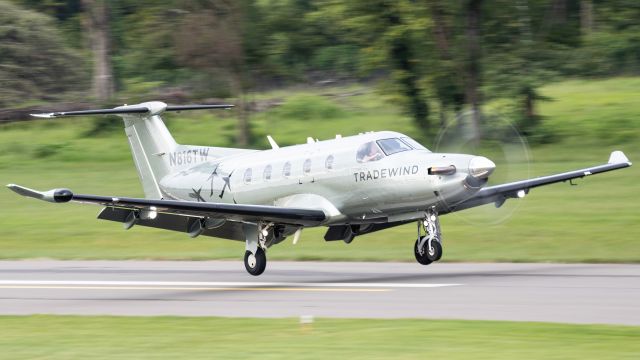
top-left (81, 0), bottom-right (114, 102)
top-left (313, 0), bottom-right (431, 130)
top-left (0, 1), bottom-right (87, 107)
top-left (575, 0), bottom-right (640, 75)
top-left (481, 0), bottom-right (578, 139)
top-left (174, 0), bottom-right (252, 146)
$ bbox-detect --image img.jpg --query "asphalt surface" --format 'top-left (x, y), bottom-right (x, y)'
top-left (0, 260), bottom-right (638, 325)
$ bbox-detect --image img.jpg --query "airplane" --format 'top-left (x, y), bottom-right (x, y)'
top-left (7, 101), bottom-right (632, 275)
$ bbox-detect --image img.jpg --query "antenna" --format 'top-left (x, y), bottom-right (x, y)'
top-left (267, 135), bottom-right (280, 149)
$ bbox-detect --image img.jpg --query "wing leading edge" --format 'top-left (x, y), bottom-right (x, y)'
top-left (441, 151), bottom-right (632, 214)
top-left (6, 184), bottom-right (326, 227)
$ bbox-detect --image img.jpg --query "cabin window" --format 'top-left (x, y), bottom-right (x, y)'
top-left (243, 168), bottom-right (252, 184)
top-left (325, 155), bottom-right (335, 170)
top-left (263, 164), bottom-right (272, 181)
top-left (303, 159), bottom-right (312, 175)
top-left (377, 138), bottom-right (412, 156)
top-left (356, 141), bottom-right (385, 163)
top-left (283, 161), bottom-right (292, 177)
top-left (400, 137), bottom-right (429, 151)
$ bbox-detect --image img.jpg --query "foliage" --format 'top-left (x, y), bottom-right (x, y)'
top-left (568, 0), bottom-right (640, 76)
top-left (109, 1), bottom-right (184, 90)
top-left (33, 142), bottom-right (68, 158)
top-left (271, 95), bottom-right (345, 120)
top-left (311, 1), bottom-right (432, 129)
top-left (0, 1), bottom-right (88, 107)
top-left (3, 1), bottom-right (640, 140)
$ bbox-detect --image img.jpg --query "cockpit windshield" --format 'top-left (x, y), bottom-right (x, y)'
top-left (377, 138), bottom-right (412, 155)
top-left (356, 141), bottom-right (385, 163)
top-left (400, 137), bottom-right (430, 152)
top-left (356, 137), bottom-right (430, 162)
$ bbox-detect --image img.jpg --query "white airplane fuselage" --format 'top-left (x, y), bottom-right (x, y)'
top-left (160, 131), bottom-right (490, 225)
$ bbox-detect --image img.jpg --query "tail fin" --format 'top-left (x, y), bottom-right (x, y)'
top-left (31, 101), bottom-right (233, 199)
top-left (122, 102), bottom-right (177, 199)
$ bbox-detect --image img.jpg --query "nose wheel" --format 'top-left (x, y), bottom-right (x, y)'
top-left (414, 209), bottom-right (443, 266)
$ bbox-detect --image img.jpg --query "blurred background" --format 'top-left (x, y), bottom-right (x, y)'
top-left (0, 0), bottom-right (638, 262)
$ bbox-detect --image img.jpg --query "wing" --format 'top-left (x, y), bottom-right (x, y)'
top-left (6, 185), bottom-right (326, 227)
top-left (441, 151), bottom-right (632, 214)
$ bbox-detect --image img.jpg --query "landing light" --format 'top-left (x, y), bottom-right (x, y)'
top-left (517, 190), bottom-right (526, 198)
top-left (423, 215), bottom-right (436, 226)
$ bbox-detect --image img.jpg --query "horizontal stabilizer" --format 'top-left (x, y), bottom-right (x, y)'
top-left (30, 101), bottom-right (234, 118)
top-left (165, 104), bottom-right (234, 111)
top-left (31, 107), bottom-right (148, 118)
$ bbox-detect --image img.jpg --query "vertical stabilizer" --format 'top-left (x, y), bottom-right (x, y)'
top-left (120, 102), bottom-right (177, 199)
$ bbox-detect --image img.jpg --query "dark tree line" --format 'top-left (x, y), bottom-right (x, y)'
top-left (2, 0), bottom-right (640, 142)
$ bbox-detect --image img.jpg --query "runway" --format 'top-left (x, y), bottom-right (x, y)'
top-left (0, 260), bottom-right (638, 325)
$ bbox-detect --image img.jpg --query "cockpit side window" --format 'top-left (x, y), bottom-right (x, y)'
top-left (356, 141), bottom-right (385, 163)
top-left (377, 138), bottom-right (412, 156)
top-left (400, 137), bottom-right (430, 152)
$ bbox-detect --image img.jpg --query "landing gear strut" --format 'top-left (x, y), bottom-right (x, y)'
top-left (243, 222), bottom-right (271, 276)
top-left (414, 209), bottom-right (443, 265)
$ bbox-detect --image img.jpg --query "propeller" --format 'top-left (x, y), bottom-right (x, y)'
top-left (432, 110), bottom-right (531, 225)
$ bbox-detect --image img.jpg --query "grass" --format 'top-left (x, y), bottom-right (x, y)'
top-left (0, 77), bottom-right (638, 262)
top-left (0, 316), bottom-right (638, 359)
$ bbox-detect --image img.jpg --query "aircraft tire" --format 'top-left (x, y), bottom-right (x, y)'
top-left (414, 238), bottom-right (433, 265)
top-left (244, 248), bottom-right (267, 276)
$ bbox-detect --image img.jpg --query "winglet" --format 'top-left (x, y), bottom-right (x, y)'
top-left (7, 184), bottom-right (73, 203)
top-left (608, 151), bottom-right (631, 165)
top-left (7, 184), bottom-right (44, 199)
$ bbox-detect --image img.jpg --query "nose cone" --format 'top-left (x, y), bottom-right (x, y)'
top-left (468, 156), bottom-right (496, 179)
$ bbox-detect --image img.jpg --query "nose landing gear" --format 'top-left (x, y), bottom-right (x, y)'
top-left (414, 209), bottom-right (443, 266)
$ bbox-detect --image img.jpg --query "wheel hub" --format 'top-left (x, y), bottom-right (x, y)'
top-left (247, 253), bottom-right (257, 268)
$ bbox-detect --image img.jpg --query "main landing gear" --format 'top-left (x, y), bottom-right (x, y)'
top-left (243, 222), bottom-right (271, 276)
top-left (244, 247), bottom-right (267, 276)
top-left (414, 209), bottom-right (443, 266)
